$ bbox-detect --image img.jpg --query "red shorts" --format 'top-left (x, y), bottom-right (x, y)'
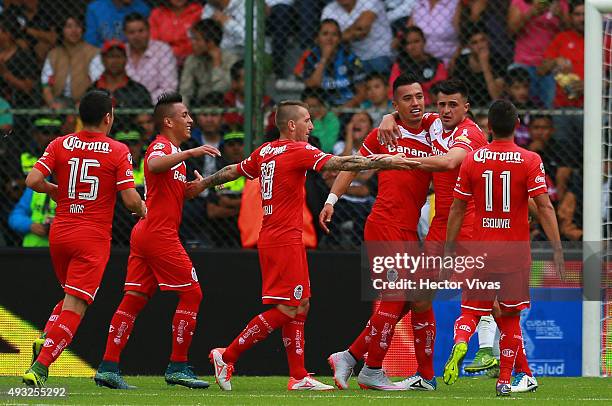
top-left (461, 271), bottom-right (531, 316)
top-left (125, 231), bottom-right (199, 297)
top-left (49, 237), bottom-right (110, 305)
top-left (259, 244), bottom-right (310, 306)
top-left (364, 220), bottom-right (419, 242)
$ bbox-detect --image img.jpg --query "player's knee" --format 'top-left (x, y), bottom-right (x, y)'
top-left (277, 304), bottom-right (298, 318)
top-left (411, 300), bottom-right (432, 313)
top-left (179, 287), bottom-right (203, 306)
top-left (62, 294), bottom-right (88, 316)
top-left (126, 290), bottom-right (149, 301)
top-left (297, 298), bottom-right (310, 315)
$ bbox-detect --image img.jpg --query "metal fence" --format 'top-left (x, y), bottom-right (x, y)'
top-left (0, 0), bottom-right (585, 249)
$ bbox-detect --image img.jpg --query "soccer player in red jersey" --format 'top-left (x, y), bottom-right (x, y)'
top-left (94, 92), bottom-right (221, 389)
top-left (188, 100), bottom-right (419, 391)
top-left (447, 100), bottom-right (563, 396)
top-left (376, 79), bottom-right (489, 384)
top-left (320, 73), bottom-right (438, 391)
top-left (22, 90), bottom-right (147, 387)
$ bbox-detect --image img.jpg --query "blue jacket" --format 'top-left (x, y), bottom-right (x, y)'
top-left (9, 187), bottom-right (34, 234)
top-left (84, 0), bottom-right (150, 47)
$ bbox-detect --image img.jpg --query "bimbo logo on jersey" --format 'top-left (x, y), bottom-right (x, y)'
top-left (62, 136), bottom-right (111, 153)
top-left (259, 144), bottom-right (287, 157)
top-left (473, 148), bottom-right (523, 164)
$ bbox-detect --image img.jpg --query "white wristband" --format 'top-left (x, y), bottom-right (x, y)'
top-left (325, 193), bottom-right (338, 206)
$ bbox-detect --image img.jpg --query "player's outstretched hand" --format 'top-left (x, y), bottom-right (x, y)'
top-left (377, 113), bottom-right (400, 147)
top-left (367, 153), bottom-right (393, 161)
top-left (319, 204), bottom-right (334, 234)
top-left (185, 170), bottom-right (206, 199)
top-left (390, 153), bottom-right (421, 169)
top-left (553, 249), bottom-right (566, 281)
top-left (190, 145), bottom-right (221, 158)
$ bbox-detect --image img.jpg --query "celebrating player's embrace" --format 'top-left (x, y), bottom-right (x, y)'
top-left (22, 78), bottom-right (563, 397)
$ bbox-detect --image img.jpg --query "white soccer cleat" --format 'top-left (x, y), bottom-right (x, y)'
top-left (357, 366), bottom-right (402, 391)
top-left (209, 348), bottom-right (233, 391)
top-left (288, 375), bottom-right (335, 391)
top-left (327, 350), bottom-right (356, 389)
top-left (510, 373), bottom-right (538, 393)
top-left (394, 373), bottom-right (437, 391)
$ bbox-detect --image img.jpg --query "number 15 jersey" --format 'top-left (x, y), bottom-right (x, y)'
top-left (236, 139), bottom-right (332, 248)
top-left (33, 131), bottom-right (135, 241)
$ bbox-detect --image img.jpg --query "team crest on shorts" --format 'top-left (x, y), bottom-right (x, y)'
top-left (191, 267), bottom-right (198, 282)
top-left (294, 285), bottom-right (303, 300)
top-left (387, 268), bottom-right (399, 283)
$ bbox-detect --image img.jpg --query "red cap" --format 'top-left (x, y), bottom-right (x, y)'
top-left (101, 39), bottom-right (126, 54)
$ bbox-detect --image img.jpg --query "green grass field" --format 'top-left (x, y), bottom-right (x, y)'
top-left (0, 376), bottom-right (611, 405)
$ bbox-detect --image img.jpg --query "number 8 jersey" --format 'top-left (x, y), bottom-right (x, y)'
top-left (236, 139), bottom-right (332, 248)
top-left (34, 131), bottom-right (135, 241)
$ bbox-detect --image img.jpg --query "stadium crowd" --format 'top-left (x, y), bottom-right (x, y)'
top-left (0, 0), bottom-right (588, 248)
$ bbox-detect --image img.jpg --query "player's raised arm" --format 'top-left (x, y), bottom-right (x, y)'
top-left (120, 188), bottom-right (147, 218)
top-left (533, 193), bottom-right (565, 279)
top-left (377, 112), bottom-right (401, 146)
top-left (148, 144), bottom-right (220, 173)
top-left (322, 153), bottom-right (420, 172)
top-left (191, 164), bottom-right (242, 194)
top-left (410, 147), bottom-right (468, 172)
top-left (25, 168), bottom-right (58, 200)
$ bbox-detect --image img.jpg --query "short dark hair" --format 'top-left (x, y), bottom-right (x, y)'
top-left (506, 67), bottom-right (531, 86)
top-left (319, 18), bottom-right (341, 34)
top-left (301, 87), bottom-right (326, 105)
top-left (462, 21), bottom-right (488, 46)
top-left (402, 25), bottom-right (426, 41)
top-left (436, 79), bottom-right (469, 100)
top-left (153, 92), bottom-right (183, 132)
top-left (529, 114), bottom-right (554, 126)
top-left (195, 91), bottom-right (225, 109)
top-left (230, 60), bottom-right (244, 82)
top-left (191, 18), bottom-right (223, 46)
top-left (123, 12), bottom-right (148, 31)
top-left (569, 0), bottom-right (584, 13)
top-left (393, 72), bottom-right (420, 94)
top-left (79, 90), bottom-right (113, 126)
top-left (275, 100), bottom-right (309, 131)
top-left (488, 99), bottom-right (518, 138)
top-left (366, 72), bottom-right (388, 85)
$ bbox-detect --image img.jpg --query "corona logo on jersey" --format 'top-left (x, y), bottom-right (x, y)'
top-left (62, 136), bottom-right (111, 153)
top-left (259, 144), bottom-right (287, 157)
top-left (473, 148), bottom-right (524, 164)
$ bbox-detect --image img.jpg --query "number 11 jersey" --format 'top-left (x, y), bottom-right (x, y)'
top-left (236, 139), bottom-right (332, 248)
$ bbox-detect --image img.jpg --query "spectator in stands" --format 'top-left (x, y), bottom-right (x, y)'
top-left (4, 0), bottom-right (57, 63)
top-left (451, 22), bottom-right (506, 107)
top-left (149, 0), bottom-right (203, 65)
top-left (504, 66), bottom-right (542, 147)
top-left (180, 18), bottom-right (239, 109)
top-left (474, 112), bottom-right (489, 140)
top-left (19, 116), bottom-right (62, 176)
top-left (297, 19), bottom-right (366, 107)
top-left (507, 0), bottom-right (569, 108)
top-left (124, 12), bottom-right (177, 104)
top-left (202, 0), bottom-right (251, 56)
top-left (186, 91), bottom-right (227, 177)
top-left (266, 0), bottom-right (297, 78)
top-left (360, 72), bottom-right (392, 126)
top-left (321, 0), bottom-right (393, 74)
top-left (409, 0), bottom-right (462, 66)
top-left (466, 0), bottom-right (515, 64)
top-left (0, 15), bottom-right (39, 110)
top-left (115, 127), bottom-right (145, 187)
top-left (538, 0), bottom-right (584, 150)
top-left (301, 87), bottom-right (340, 153)
top-left (384, 0), bottom-right (416, 34)
top-left (85, 0), bottom-right (150, 47)
top-left (389, 26), bottom-right (447, 106)
top-left (133, 112), bottom-right (155, 141)
top-left (333, 110), bottom-right (372, 155)
top-left (204, 131), bottom-right (245, 247)
top-left (0, 95), bottom-right (13, 132)
top-left (223, 59), bottom-right (275, 131)
top-left (41, 15), bottom-right (103, 110)
top-left (90, 40), bottom-right (151, 109)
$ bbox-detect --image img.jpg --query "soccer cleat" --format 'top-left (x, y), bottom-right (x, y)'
top-left (464, 347), bottom-right (499, 373)
top-left (327, 350), bottom-right (355, 389)
top-left (496, 382), bottom-right (512, 396)
top-left (22, 362), bottom-right (48, 387)
top-left (209, 348), bottom-right (233, 391)
top-left (94, 370), bottom-right (136, 389)
top-left (164, 363), bottom-right (209, 389)
top-left (357, 366), bottom-right (401, 391)
top-left (486, 365), bottom-right (500, 378)
top-left (395, 373), bottom-right (437, 391)
top-left (443, 342), bottom-right (468, 385)
top-left (511, 372), bottom-right (538, 393)
top-left (31, 336), bottom-right (45, 366)
top-left (288, 375), bottom-right (335, 391)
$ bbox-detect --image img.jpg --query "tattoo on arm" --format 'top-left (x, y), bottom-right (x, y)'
top-left (205, 165), bottom-right (240, 187)
top-left (324, 155), bottom-right (394, 171)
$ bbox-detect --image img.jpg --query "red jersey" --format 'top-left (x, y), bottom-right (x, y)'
top-left (543, 30), bottom-right (584, 108)
top-left (136, 136), bottom-right (187, 237)
top-left (428, 116), bottom-right (488, 226)
top-left (236, 139), bottom-right (332, 248)
top-left (33, 131), bottom-right (135, 240)
top-left (360, 123), bottom-right (432, 231)
top-left (453, 139), bottom-right (547, 241)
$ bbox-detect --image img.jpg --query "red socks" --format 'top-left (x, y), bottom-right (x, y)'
top-left (43, 300), bottom-right (64, 334)
top-left (513, 333), bottom-right (533, 376)
top-left (366, 301), bottom-right (405, 368)
top-left (102, 293), bottom-right (148, 363)
top-left (37, 310), bottom-right (82, 367)
top-left (282, 313), bottom-right (308, 379)
top-left (170, 288), bottom-right (202, 362)
top-left (223, 308), bottom-right (292, 364)
top-left (453, 313), bottom-right (479, 344)
top-left (348, 322), bottom-right (370, 361)
top-left (496, 315), bottom-right (522, 384)
top-left (412, 308), bottom-right (436, 380)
